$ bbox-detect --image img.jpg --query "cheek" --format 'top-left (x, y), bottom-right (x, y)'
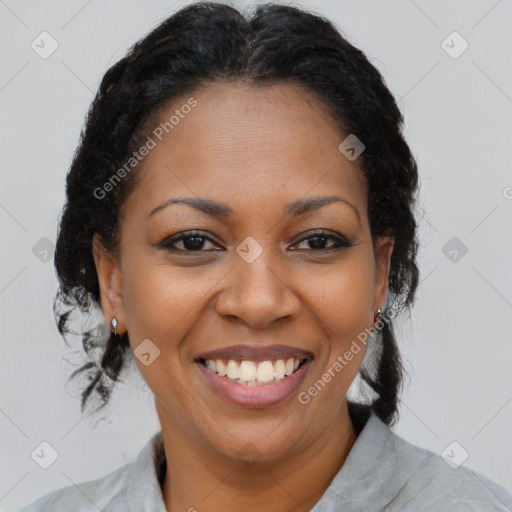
top-left (120, 256), bottom-right (223, 348)
top-left (309, 253), bottom-right (375, 338)
top-left (119, 261), bottom-right (207, 395)
top-left (307, 252), bottom-right (375, 380)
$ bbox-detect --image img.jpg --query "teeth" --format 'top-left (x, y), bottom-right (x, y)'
top-left (205, 359), bottom-right (217, 372)
top-left (226, 360), bottom-right (239, 379)
top-left (205, 357), bottom-right (305, 383)
top-left (216, 360), bottom-right (227, 377)
top-left (275, 359), bottom-right (286, 377)
top-left (239, 361), bottom-right (257, 381)
top-left (257, 361), bottom-right (275, 382)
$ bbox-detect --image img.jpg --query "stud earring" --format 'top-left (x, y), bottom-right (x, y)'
top-left (110, 317), bottom-right (118, 336)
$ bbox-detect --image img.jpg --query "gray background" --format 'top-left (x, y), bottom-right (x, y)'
top-left (1, 0), bottom-right (511, 510)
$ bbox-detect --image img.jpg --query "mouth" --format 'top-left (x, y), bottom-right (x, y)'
top-left (195, 355), bottom-right (314, 386)
top-left (195, 351), bottom-right (314, 408)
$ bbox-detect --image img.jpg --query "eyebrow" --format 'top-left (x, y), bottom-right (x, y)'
top-left (148, 195), bottom-right (360, 223)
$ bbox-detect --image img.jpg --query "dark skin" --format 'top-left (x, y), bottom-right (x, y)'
top-left (93, 82), bottom-right (394, 512)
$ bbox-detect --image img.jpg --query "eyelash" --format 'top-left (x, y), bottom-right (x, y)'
top-left (158, 229), bottom-right (355, 253)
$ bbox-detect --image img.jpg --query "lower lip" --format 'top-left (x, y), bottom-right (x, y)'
top-left (196, 359), bottom-right (313, 408)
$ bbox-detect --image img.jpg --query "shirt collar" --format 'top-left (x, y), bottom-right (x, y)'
top-left (311, 405), bottom-right (404, 511)
top-left (126, 428), bottom-right (167, 511)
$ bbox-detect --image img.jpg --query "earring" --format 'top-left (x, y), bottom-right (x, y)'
top-left (110, 317), bottom-right (118, 336)
top-left (374, 308), bottom-right (382, 323)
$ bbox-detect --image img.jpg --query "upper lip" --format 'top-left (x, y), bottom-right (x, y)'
top-left (195, 344), bottom-right (313, 362)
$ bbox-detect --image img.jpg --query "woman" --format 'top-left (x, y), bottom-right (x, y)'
top-left (20, 2), bottom-right (512, 511)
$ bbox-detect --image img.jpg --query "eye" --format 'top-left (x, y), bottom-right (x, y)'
top-left (291, 230), bottom-right (355, 251)
top-left (158, 230), bottom-right (222, 252)
top-left (158, 229), bottom-right (355, 253)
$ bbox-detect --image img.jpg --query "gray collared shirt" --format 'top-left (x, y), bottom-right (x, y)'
top-left (19, 408), bottom-right (512, 511)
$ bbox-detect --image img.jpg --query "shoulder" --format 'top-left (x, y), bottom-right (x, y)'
top-left (385, 427), bottom-right (512, 511)
top-left (17, 431), bottom-right (165, 512)
top-left (17, 462), bottom-right (129, 512)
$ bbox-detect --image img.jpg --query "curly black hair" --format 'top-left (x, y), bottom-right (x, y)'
top-left (53, 1), bottom-right (420, 427)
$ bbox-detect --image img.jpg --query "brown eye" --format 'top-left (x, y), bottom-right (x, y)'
top-left (158, 231), bottom-right (221, 252)
top-left (291, 230), bottom-right (355, 251)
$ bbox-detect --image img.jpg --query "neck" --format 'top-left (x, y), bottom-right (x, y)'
top-left (157, 399), bottom-right (359, 512)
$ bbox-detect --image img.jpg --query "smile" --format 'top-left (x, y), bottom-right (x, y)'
top-left (196, 356), bottom-right (314, 408)
top-left (197, 356), bottom-right (313, 385)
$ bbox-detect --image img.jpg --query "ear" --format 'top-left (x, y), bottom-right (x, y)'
top-left (92, 233), bottom-right (126, 335)
top-left (373, 234), bottom-right (394, 315)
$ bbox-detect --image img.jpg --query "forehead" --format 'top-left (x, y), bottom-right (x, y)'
top-left (126, 81), bottom-right (367, 220)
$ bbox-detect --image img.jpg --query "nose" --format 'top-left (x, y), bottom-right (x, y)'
top-left (214, 249), bottom-right (301, 329)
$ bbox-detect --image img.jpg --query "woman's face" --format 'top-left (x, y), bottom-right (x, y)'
top-left (93, 81), bottom-right (393, 463)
